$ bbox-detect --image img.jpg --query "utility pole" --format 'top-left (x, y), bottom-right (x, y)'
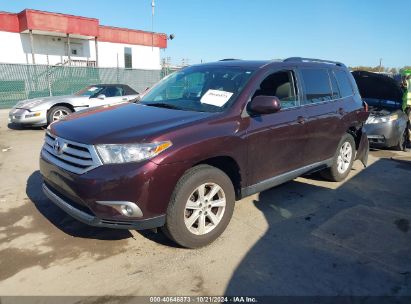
top-left (29, 29), bottom-right (35, 64)
top-left (151, 0), bottom-right (155, 51)
top-left (379, 58), bottom-right (382, 73)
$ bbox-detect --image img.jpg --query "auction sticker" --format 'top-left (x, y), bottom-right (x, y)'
top-left (200, 89), bottom-right (233, 107)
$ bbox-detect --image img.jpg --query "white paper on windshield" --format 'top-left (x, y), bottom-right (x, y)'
top-left (200, 90), bottom-right (233, 107)
top-left (88, 87), bottom-right (99, 92)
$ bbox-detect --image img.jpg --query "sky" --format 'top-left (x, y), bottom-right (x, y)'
top-left (1, 0), bottom-right (410, 68)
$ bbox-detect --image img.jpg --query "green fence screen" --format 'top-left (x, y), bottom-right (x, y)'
top-left (0, 63), bottom-right (163, 109)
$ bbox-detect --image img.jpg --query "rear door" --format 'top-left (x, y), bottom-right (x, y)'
top-left (245, 68), bottom-right (308, 186)
top-left (297, 68), bottom-right (342, 165)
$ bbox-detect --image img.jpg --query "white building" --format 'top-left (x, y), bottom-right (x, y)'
top-left (0, 9), bottom-right (167, 70)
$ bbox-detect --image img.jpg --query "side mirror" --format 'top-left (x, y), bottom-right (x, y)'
top-left (96, 94), bottom-right (106, 100)
top-left (249, 95), bottom-right (281, 114)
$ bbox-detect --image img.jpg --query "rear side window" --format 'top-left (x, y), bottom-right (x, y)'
top-left (300, 69), bottom-right (333, 104)
top-left (329, 70), bottom-right (340, 99)
top-left (334, 70), bottom-right (353, 97)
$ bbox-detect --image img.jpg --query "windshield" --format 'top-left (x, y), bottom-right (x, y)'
top-left (140, 65), bottom-right (255, 112)
top-left (75, 86), bottom-right (104, 97)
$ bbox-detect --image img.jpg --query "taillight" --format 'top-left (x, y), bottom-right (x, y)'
top-left (363, 100), bottom-right (369, 112)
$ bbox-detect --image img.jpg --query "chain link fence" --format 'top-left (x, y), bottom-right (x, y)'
top-left (0, 63), bottom-right (163, 109)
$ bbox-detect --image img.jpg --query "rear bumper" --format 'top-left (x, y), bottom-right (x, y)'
top-left (42, 183), bottom-right (165, 229)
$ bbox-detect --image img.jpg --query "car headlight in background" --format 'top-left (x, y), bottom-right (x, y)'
top-left (25, 111), bottom-right (42, 118)
top-left (96, 141), bottom-right (172, 164)
top-left (366, 113), bottom-right (398, 124)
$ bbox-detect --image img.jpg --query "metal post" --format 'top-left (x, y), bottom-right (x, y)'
top-left (29, 30), bottom-right (35, 64)
top-left (46, 54), bottom-right (52, 96)
top-left (116, 53), bottom-right (120, 83)
top-left (94, 37), bottom-right (99, 67)
top-left (151, 0), bottom-right (155, 51)
top-left (66, 33), bottom-right (71, 66)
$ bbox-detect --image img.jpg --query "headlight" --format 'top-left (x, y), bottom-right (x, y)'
top-left (25, 111), bottom-right (42, 118)
top-left (367, 114), bottom-right (398, 124)
top-left (96, 141), bottom-right (172, 164)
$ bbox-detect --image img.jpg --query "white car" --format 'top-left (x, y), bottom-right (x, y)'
top-left (8, 84), bottom-right (139, 127)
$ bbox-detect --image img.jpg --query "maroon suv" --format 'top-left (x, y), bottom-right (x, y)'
top-left (40, 58), bottom-right (369, 248)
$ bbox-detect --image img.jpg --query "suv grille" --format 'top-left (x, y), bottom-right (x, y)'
top-left (41, 132), bottom-right (102, 174)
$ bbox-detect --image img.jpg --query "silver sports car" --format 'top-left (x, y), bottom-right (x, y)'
top-left (352, 71), bottom-right (408, 151)
top-left (8, 84), bottom-right (139, 127)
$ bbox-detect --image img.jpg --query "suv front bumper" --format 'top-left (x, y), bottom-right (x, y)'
top-left (40, 155), bottom-right (188, 230)
top-left (42, 183), bottom-right (165, 229)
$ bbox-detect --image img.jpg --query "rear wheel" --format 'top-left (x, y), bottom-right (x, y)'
top-left (162, 165), bottom-right (235, 248)
top-left (321, 134), bottom-right (356, 182)
top-left (47, 106), bottom-right (72, 124)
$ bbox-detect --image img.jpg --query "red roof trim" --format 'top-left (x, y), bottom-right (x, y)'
top-left (0, 9), bottom-right (167, 48)
top-left (0, 12), bottom-right (19, 32)
top-left (99, 25), bottom-right (167, 48)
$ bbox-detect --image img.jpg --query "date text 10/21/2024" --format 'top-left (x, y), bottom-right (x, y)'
top-left (149, 296), bottom-right (258, 303)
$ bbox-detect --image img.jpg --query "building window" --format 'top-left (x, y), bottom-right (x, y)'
top-left (124, 47), bottom-right (132, 69)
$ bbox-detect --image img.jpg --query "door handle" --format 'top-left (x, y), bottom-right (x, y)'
top-left (122, 98), bottom-right (128, 101)
top-left (297, 116), bottom-right (306, 124)
top-left (338, 107), bottom-right (345, 115)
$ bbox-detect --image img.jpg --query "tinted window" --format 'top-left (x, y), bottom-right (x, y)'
top-left (334, 70), bottom-right (353, 97)
top-left (253, 70), bottom-right (298, 109)
top-left (124, 47), bottom-right (132, 69)
top-left (101, 86), bottom-right (123, 97)
top-left (300, 69), bottom-right (333, 104)
top-left (329, 70), bottom-right (340, 99)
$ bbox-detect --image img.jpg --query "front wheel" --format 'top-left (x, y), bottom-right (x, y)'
top-left (47, 106), bottom-right (72, 124)
top-left (162, 165), bottom-right (235, 248)
top-left (321, 134), bottom-right (356, 182)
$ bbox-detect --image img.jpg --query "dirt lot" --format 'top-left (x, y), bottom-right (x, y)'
top-left (0, 108), bottom-right (410, 296)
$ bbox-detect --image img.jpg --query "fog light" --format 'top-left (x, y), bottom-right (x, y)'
top-left (122, 205), bottom-right (134, 216)
top-left (25, 112), bottom-right (41, 118)
top-left (95, 201), bottom-right (143, 218)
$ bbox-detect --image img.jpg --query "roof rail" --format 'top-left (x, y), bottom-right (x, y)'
top-left (284, 57), bottom-right (345, 67)
top-left (219, 58), bottom-right (239, 61)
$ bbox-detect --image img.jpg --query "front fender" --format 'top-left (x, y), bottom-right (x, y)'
top-left (355, 129), bottom-right (369, 167)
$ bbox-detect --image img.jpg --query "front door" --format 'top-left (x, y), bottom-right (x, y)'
top-left (245, 69), bottom-right (308, 187)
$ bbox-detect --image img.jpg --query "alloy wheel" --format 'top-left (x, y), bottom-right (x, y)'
top-left (337, 141), bottom-right (353, 174)
top-left (184, 183), bottom-right (226, 235)
top-left (52, 109), bottom-right (69, 121)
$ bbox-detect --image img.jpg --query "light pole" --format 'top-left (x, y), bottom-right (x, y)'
top-left (151, 0), bottom-right (155, 51)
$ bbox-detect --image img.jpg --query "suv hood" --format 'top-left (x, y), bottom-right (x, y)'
top-left (15, 95), bottom-right (87, 110)
top-left (352, 71), bottom-right (403, 107)
top-left (50, 103), bottom-right (213, 144)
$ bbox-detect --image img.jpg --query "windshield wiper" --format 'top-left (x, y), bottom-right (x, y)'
top-left (144, 103), bottom-right (182, 110)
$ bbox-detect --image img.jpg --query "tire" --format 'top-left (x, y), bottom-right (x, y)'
top-left (47, 106), bottom-right (72, 124)
top-left (394, 129), bottom-right (407, 151)
top-left (162, 164), bottom-right (235, 248)
top-left (321, 134), bottom-right (356, 182)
